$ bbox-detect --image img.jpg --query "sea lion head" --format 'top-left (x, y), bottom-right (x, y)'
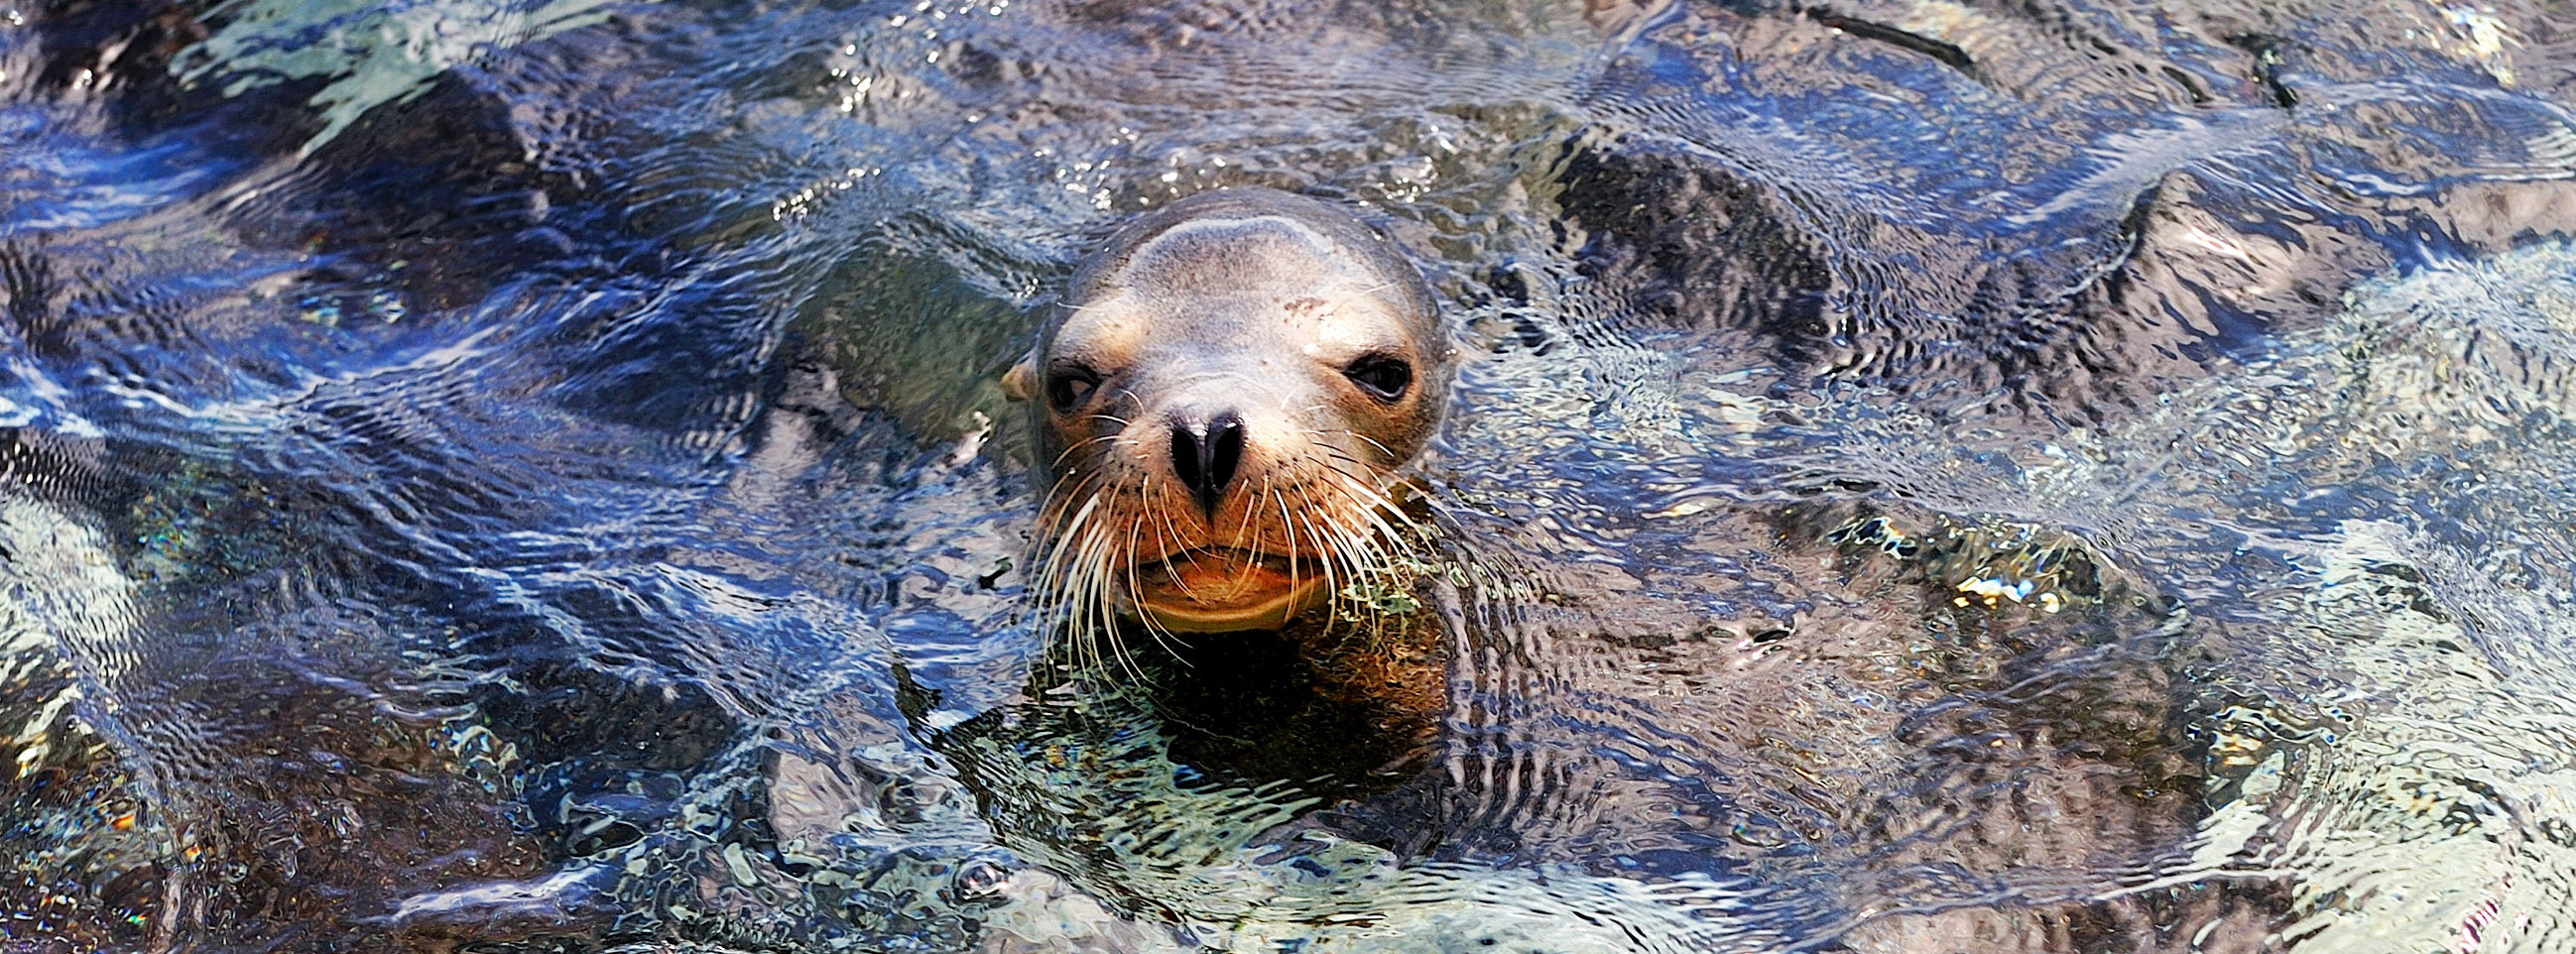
top-left (1006, 187), bottom-right (1449, 636)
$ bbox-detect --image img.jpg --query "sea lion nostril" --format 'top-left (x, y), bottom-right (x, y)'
top-left (1169, 423), bottom-right (1203, 500)
top-left (1170, 413), bottom-right (1247, 514)
top-left (1206, 413), bottom-right (1244, 499)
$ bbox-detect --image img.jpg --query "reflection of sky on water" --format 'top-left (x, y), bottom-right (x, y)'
top-left (3, 0), bottom-right (2576, 949)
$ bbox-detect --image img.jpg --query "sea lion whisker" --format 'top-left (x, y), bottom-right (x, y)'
top-left (1301, 479), bottom-right (1386, 564)
top-left (1048, 433), bottom-right (1125, 473)
top-left (1115, 519), bottom-right (1193, 674)
top-left (1118, 542), bottom-right (1191, 671)
top-left (1040, 488), bottom-right (1108, 583)
top-left (1039, 471), bottom-right (1109, 531)
top-left (1267, 469), bottom-right (1370, 551)
top-left (1312, 463), bottom-right (1409, 527)
top-left (1057, 499), bottom-right (1124, 667)
top-left (1309, 457), bottom-right (1399, 509)
top-left (1058, 427), bottom-right (1128, 452)
top-left (1293, 506), bottom-right (1345, 638)
top-left (1309, 441), bottom-right (1387, 473)
top-left (1288, 494), bottom-right (1354, 576)
top-left (1223, 473), bottom-right (1273, 557)
top-left (1105, 521), bottom-right (1163, 681)
top-left (1091, 524), bottom-right (1128, 669)
top-left (1325, 428), bottom-right (1403, 461)
top-left (1364, 468), bottom-right (1458, 523)
top-left (1052, 503), bottom-right (1099, 601)
top-left (1302, 474), bottom-right (1417, 588)
top-left (1151, 480), bottom-right (1193, 575)
top-left (1329, 470), bottom-right (1424, 538)
top-left (1039, 517), bottom-right (1083, 663)
top-left (1300, 450), bottom-right (1423, 536)
top-left (1034, 535), bottom-right (1080, 628)
top-left (1308, 471), bottom-right (1411, 546)
top-left (1039, 469), bottom-right (1126, 537)
top-left (1317, 505), bottom-right (1388, 635)
top-left (1077, 540), bottom-right (1110, 676)
top-left (1273, 478), bottom-right (1305, 579)
top-left (1275, 483), bottom-right (1343, 625)
top-left (1297, 480), bottom-right (1380, 576)
top-left (1165, 541), bottom-right (1212, 601)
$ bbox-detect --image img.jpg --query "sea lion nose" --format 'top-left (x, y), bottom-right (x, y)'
top-left (1169, 412), bottom-right (1246, 515)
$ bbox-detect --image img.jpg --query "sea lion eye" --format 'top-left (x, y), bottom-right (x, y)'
top-left (1343, 354), bottom-right (1411, 402)
top-left (1046, 365), bottom-right (1102, 414)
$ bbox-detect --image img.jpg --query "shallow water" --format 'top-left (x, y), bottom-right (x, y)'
top-left (5, 0), bottom-right (2576, 950)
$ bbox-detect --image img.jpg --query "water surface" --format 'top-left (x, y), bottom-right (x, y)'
top-left (5, 0), bottom-right (2576, 950)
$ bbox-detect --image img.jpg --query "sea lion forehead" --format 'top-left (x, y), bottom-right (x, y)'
top-left (1056, 190), bottom-right (1432, 352)
top-left (1110, 213), bottom-right (1349, 298)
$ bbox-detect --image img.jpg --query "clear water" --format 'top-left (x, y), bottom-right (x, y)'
top-left (5, 0), bottom-right (2576, 950)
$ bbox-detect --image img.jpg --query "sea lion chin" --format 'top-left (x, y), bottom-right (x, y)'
top-left (1005, 186), bottom-right (1450, 636)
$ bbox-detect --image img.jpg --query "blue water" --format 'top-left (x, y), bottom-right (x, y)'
top-left (5, 0), bottom-right (2576, 950)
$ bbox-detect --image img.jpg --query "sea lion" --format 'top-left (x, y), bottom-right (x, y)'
top-left (1004, 187), bottom-right (1450, 636)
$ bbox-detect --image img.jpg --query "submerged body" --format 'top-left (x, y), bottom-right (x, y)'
top-left (1006, 187), bottom-right (1451, 633)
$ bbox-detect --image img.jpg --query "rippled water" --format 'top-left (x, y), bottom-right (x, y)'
top-left (5, 0), bottom-right (2576, 950)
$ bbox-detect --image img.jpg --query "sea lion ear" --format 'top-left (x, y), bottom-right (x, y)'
top-left (1002, 350), bottom-right (1038, 402)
